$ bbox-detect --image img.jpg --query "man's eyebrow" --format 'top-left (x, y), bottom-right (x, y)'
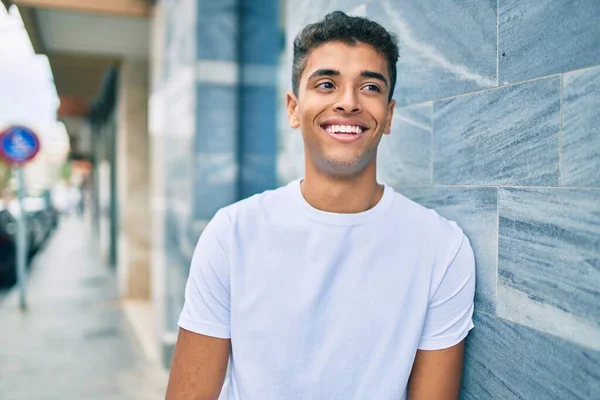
top-left (307, 69), bottom-right (339, 80)
top-left (361, 70), bottom-right (388, 87)
top-left (306, 69), bottom-right (388, 87)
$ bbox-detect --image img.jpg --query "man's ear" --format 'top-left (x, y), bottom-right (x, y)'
top-left (286, 92), bottom-right (300, 129)
top-left (383, 99), bottom-right (396, 135)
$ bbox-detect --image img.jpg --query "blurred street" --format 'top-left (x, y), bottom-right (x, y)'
top-left (0, 216), bottom-right (167, 399)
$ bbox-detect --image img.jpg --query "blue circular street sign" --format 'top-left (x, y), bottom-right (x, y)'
top-left (0, 126), bottom-right (40, 165)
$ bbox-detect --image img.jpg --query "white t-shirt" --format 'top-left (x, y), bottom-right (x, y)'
top-left (178, 179), bottom-right (476, 400)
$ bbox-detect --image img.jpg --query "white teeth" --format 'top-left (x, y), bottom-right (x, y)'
top-left (325, 124), bottom-right (364, 134)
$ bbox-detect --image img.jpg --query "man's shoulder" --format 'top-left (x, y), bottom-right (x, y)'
top-left (217, 181), bottom-right (296, 226)
top-left (385, 188), bottom-right (468, 279)
top-left (385, 187), bottom-right (465, 245)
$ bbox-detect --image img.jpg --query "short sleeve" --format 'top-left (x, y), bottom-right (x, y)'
top-left (177, 209), bottom-right (232, 339)
top-left (418, 233), bottom-right (476, 350)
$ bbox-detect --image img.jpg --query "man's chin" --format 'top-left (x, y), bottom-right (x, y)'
top-left (315, 154), bottom-right (372, 178)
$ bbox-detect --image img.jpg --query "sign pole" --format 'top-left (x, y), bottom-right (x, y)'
top-left (16, 166), bottom-right (27, 310)
top-left (0, 126), bottom-right (40, 311)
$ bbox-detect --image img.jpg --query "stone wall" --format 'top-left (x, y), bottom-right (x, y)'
top-left (150, 0), bottom-right (280, 364)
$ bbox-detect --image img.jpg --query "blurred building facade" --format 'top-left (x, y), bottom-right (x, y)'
top-left (149, 0), bottom-right (282, 365)
top-left (9, 0), bottom-right (600, 397)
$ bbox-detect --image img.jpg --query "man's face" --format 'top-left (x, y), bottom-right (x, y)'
top-left (287, 41), bottom-right (396, 178)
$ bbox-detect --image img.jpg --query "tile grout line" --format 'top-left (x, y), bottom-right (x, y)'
top-left (559, 74), bottom-right (564, 186)
top-left (495, 186), bottom-right (500, 317)
top-left (475, 309), bottom-right (498, 318)
top-left (400, 73), bottom-right (562, 107)
top-left (395, 114), bottom-right (432, 131)
top-left (492, 312), bottom-right (600, 351)
top-left (430, 103), bottom-right (435, 185)
top-left (561, 63), bottom-right (600, 75)
top-left (496, 0), bottom-right (500, 86)
top-left (397, 64), bottom-right (600, 110)
top-left (395, 184), bottom-right (600, 190)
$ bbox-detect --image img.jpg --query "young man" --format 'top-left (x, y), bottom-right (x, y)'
top-left (166, 11), bottom-right (475, 400)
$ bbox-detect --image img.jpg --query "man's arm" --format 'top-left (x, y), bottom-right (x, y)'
top-left (165, 328), bottom-right (231, 400)
top-left (410, 231), bottom-right (475, 399)
top-left (407, 340), bottom-right (465, 400)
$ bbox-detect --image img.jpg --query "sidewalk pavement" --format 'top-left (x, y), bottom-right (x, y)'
top-left (0, 216), bottom-right (168, 400)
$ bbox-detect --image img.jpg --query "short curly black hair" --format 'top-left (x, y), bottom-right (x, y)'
top-left (292, 11), bottom-right (399, 102)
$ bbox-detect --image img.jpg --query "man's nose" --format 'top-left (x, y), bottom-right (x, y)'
top-left (334, 88), bottom-right (361, 113)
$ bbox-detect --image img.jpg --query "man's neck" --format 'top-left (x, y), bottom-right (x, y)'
top-left (300, 163), bottom-right (383, 214)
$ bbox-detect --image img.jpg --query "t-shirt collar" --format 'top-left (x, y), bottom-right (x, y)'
top-left (289, 178), bottom-right (394, 226)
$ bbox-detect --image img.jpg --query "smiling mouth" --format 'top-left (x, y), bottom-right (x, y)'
top-left (321, 124), bottom-right (367, 135)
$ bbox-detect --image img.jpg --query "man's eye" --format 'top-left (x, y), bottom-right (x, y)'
top-left (364, 84), bottom-right (381, 92)
top-left (316, 82), bottom-right (335, 90)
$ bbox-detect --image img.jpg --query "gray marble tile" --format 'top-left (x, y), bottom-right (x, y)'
top-left (461, 312), bottom-right (600, 400)
top-left (241, 86), bottom-right (277, 155)
top-left (562, 66), bottom-right (600, 187)
top-left (196, 84), bottom-right (238, 153)
top-left (433, 77), bottom-right (560, 186)
top-left (241, 153), bottom-right (277, 199)
top-left (158, 78), bottom-right (197, 324)
top-left (165, 71), bottom-right (196, 138)
top-left (368, 0), bottom-right (496, 106)
top-left (164, 135), bottom-right (194, 206)
top-left (499, 0), bottom-right (600, 84)
top-left (163, 0), bottom-right (196, 80)
top-left (165, 206), bottom-right (192, 327)
top-left (498, 188), bottom-right (600, 350)
top-left (397, 187), bottom-right (497, 315)
top-left (287, 0), bottom-right (365, 45)
top-left (285, 0), bottom-right (366, 78)
top-left (377, 103), bottom-right (433, 186)
top-left (241, 0), bottom-right (280, 65)
top-left (192, 153), bottom-right (238, 219)
top-left (197, 0), bottom-right (239, 61)
top-left (192, 181), bottom-right (238, 221)
top-left (238, 78), bottom-right (278, 195)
